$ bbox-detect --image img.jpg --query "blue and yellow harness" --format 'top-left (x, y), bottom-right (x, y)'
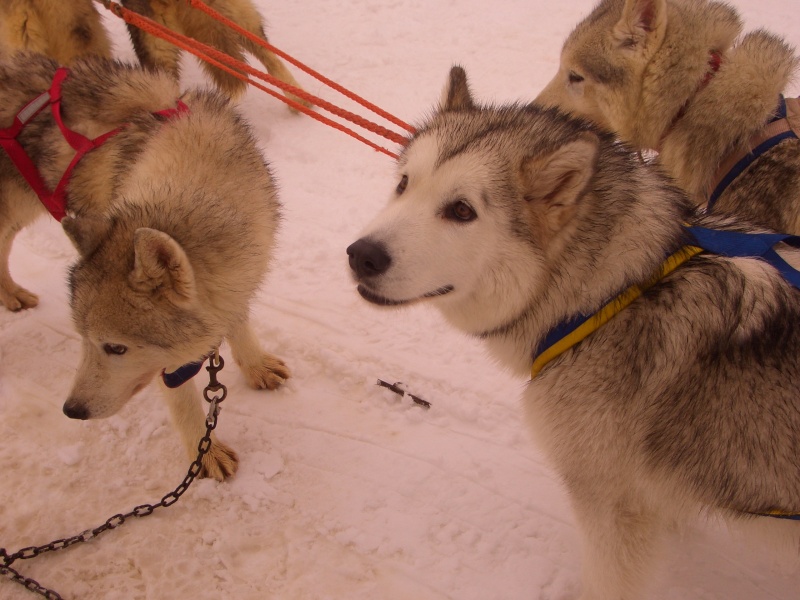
top-left (530, 225), bottom-right (800, 521)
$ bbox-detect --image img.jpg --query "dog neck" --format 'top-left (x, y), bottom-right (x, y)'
top-left (530, 245), bottom-right (702, 378)
top-left (706, 95), bottom-right (800, 212)
top-left (656, 51), bottom-right (722, 152)
top-left (530, 225), bottom-right (800, 379)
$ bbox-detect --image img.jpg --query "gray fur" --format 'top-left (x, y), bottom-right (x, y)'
top-left (349, 66), bottom-right (800, 600)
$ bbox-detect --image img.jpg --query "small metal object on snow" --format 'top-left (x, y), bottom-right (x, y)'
top-left (376, 379), bottom-right (431, 409)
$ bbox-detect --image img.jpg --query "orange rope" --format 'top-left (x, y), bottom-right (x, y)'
top-left (183, 0), bottom-right (415, 134)
top-left (95, 0), bottom-right (410, 159)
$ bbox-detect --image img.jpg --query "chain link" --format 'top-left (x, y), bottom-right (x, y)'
top-left (1, 354), bottom-right (227, 599)
top-left (1, 562), bottom-right (63, 600)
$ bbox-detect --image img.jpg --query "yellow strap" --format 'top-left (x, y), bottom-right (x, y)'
top-left (531, 245), bottom-right (704, 378)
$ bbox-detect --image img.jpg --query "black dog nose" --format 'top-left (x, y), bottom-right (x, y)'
top-left (63, 401), bottom-right (90, 420)
top-left (347, 238), bottom-right (392, 278)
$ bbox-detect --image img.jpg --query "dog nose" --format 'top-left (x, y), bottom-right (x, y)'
top-left (63, 401), bottom-right (90, 420)
top-left (347, 238), bottom-right (391, 278)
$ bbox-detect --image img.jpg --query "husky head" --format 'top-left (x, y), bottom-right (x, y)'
top-left (61, 212), bottom-right (220, 420)
top-left (535, 0), bottom-right (741, 148)
top-left (346, 66), bottom-right (623, 337)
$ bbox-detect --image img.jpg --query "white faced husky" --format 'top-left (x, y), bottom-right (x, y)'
top-left (347, 66), bottom-right (800, 599)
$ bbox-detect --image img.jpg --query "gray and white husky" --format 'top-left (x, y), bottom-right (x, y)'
top-left (347, 66), bottom-right (800, 599)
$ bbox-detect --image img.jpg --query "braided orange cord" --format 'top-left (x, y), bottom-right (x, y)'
top-left (95, 0), bottom-right (406, 158)
top-left (184, 0), bottom-right (416, 134)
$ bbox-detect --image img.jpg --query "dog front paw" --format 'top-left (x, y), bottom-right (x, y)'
top-left (241, 352), bottom-right (291, 390)
top-left (0, 284), bottom-right (39, 311)
top-left (199, 437), bottom-right (239, 481)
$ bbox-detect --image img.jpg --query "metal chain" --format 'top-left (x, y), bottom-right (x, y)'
top-left (0, 353), bottom-right (228, 600)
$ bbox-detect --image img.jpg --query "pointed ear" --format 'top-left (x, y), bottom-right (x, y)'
top-left (439, 65), bottom-right (475, 112)
top-left (62, 215), bottom-right (110, 257)
top-left (614, 0), bottom-right (667, 52)
top-left (129, 228), bottom-right (197, 306)
top-left (521, 134), bottom-right (598, 234)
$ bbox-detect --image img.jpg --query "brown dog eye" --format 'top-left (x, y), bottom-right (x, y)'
top-left (444, 200), bottom-right (476, 222)
top-left (568, 71), bottom-right (584, 84)
top-left (396, 174), bottom-right (408, 194)
top-left (104, 343), bottom-right (128, 355)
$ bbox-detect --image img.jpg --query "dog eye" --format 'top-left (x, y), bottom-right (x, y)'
top-left (103, 343), bottom-right (128, 356)
top-left (568, 71), bottom-right (585, 84)
top-left (396, 174), bottom-right (408, 194)
top-left (443, 200), bottom-right (477, 222)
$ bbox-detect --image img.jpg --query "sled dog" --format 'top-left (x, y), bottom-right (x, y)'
top-left (536, 0), bottom-right (800, 234)
top-left (0, 52), bottom-right (290, 479)
top-left (0, 0), bottom-right (113, 64)
top-left (120, 0), bottom-right (309, 107)
top-left (347, 66), bottom-right (800, 599)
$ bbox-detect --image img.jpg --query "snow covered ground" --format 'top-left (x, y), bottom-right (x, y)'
top-left (1, 1), bottom-right (799, 599)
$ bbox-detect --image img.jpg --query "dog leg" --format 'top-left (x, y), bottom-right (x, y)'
top-left (228, 319), bottom-right (290, 390)
top-left (244, 34), bottom-right (311, 110)
top-left (159, 378), bottom-right (238, 481)
top-left (196, 41), bottom-right (250, 99)
top-left (571, 492), bottom-right (665, 600)
top-left (221, 4), bottom-right (310, 109)
top-left (0, 224), bottom-right (38, 311)
top-left (122, 0), bottom-right (182, 81)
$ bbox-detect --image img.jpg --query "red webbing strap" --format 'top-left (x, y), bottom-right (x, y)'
top-left (0, 68), bottom-right (189, 222)
top-left (0, 89), bottom-right (56, 214)
top-left (47, 68), bottom-right (123, 221)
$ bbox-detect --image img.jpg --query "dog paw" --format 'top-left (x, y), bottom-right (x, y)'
top-left (0, 285), bottom-right (39, 311)
top-left (241, 352), bottom-right (291, 390)
top-left (199, 437), bottom-right (239, 481)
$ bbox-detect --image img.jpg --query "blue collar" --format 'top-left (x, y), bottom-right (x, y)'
top-left (162, 358), bottom-right (207, 388)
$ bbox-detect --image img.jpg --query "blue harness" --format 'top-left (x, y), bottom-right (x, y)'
top-left (531, 225), bottom-right (800, 521)
top-left (708, 95), bottom-right (799, 212)
top-left (532, 225), bottom-right (800, 375)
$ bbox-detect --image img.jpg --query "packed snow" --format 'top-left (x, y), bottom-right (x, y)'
top-left (1, 1), bottom-right (799, 599)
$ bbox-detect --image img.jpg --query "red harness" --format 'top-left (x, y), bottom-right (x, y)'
top-left (657, 51), bottom-right (722, 151)
top-left (0, 67), bottom-right (188, 222)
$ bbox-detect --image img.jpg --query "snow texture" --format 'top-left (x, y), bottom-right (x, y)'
top-left (1, 1), bottom-right (799, 599)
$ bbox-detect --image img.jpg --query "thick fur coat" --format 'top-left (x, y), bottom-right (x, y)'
top-left (121, 0), bottom-right (308, 105)
top-left (0, 0), bottom-right (112, 63)
top-left (0, 0), bottom-right (306, 107)
top-left (536, 0), bottom-right (800, 234)
top-left (0, 52), bottom-right (289, 479)
top-left (348, 66), bottom-right (800, 600)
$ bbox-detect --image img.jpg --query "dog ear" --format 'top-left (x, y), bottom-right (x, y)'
top-left (439, 65), bottom-right (475, 112)
top-left (62, 215), bottom-right (110, 258)
top-left (614, 0), bottom-right (667, 52)
top-left (129, 228), bottom-right (197, 307)
top-left (520, 133), bottom-right (598, 233)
